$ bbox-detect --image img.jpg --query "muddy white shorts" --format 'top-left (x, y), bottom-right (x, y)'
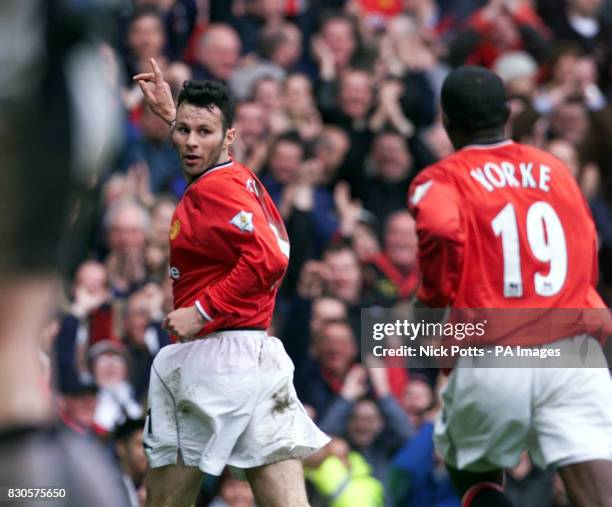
top-left (143, 330), bottom-right (329, 476)
top-left (434, 336), bottom-right (612, 472)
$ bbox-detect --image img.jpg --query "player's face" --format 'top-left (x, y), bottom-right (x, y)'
top-left (173, 103), bottom-right (236, 182)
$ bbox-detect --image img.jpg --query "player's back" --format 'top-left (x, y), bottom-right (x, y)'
top-left (409, 140), bottom-right (609, 345)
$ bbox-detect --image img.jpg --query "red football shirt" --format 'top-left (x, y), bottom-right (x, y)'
top-left (408, 140), bottom-right (610, 346)
top-left (169, 159), bottom-right (289, 336)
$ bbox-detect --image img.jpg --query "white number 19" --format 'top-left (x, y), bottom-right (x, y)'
top-left (491, 201), bottom-right (567, 298)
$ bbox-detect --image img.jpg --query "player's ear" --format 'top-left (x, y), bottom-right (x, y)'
top-left (224, 127), bottom-right (236, 149)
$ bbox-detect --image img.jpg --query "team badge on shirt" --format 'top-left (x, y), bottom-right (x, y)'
top-left (170, 219), bottom-right (181, 240)
top-left (230, 210), bottom-right (254, 232)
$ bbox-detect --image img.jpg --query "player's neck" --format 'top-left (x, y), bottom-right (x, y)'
top-left (451, 128), bottom-right (507, 151)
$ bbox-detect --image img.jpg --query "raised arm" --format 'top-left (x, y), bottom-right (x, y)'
top-left (133, 58), bottom-right (176, 125)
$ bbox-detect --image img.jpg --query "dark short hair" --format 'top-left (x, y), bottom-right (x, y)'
top-left (441, 66), bottom-right (509, 131)
top-left (114, 418), bottom-right (146, 442)
top-left (129, 5), bottom-right (164, 28)
top-left (177, 80), bottom-right (235, 131)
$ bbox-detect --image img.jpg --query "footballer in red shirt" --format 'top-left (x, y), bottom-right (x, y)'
top-left (408, 67), bottom-right (612, 507)
top-left (134, 60), bottom-right (328, 507)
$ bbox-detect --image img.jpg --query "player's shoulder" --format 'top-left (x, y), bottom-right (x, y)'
top-left (190, 159), bottom-right (257, 196)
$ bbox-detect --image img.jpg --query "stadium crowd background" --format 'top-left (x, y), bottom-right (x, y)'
top-left (46, 0), bottom-right (612, 505)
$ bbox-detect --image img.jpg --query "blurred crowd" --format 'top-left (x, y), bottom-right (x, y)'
top-left (43, 0), bottom-right (612, 505)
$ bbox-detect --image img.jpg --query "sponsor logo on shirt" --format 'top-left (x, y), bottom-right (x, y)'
top-left (169, 266), bottom-right (180, 280)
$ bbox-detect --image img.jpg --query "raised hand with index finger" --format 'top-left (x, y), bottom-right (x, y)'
top-left (133, 57), bottom-right (176, 125)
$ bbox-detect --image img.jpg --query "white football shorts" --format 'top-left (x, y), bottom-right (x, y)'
top-left (143, 330), bottom-right (330, 475)
top-left (434, 335), bottom-right (612, 472)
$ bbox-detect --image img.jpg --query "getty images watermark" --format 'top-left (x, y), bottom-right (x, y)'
top-left (361, 307), bottom-right (612, 368)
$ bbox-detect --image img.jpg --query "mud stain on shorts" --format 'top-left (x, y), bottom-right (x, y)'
top-left (272, 384), bottom-right (292, 414)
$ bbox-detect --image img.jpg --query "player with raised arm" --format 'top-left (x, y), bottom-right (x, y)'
top-left (133, 59), bottom-right (329, 507)
top-left (408, 66), bottom-right (612, 507)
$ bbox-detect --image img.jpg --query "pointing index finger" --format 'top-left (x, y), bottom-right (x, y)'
top-left (150, 58), bottom-right (163, 83)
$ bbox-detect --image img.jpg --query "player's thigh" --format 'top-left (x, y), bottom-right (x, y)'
top-left (558, 459), bottom-right (612, 507)
top-left (435, 367), bottom-right (531, 471)
top-left (446, 465), bottom-right (504, 498)
top-left (245, 459), bottom-right (309, 507)
top-left (145, 464), bottom-right (203, 507)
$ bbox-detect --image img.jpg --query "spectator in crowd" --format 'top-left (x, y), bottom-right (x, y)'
top-left (124, 6), bottom-right (167, 77)
top-left (208, 471), bottom-right (257, 507)
top-left (363, 130), bottom-right (417, 225)
top-left (365, 211), bottom-right (419, 306)
top-left (305, 438), bottom-right (384, 507)
top-left (122, 286), bottom-right (170, 400)
top-left (390, 379), bottom-right (460, 507)
top-left (145, 196), bottom-right (176, 282)
top-left (317, 69), bottom-right (376, 197)
top-left (401, 376), bottom-right (435, 429)
top-left (120, 103), bottom-right (183, 197)
top-left (55, 260), bottom-right (114, 391)
top-left (303, 319), bottom-right (359, 421)
top-left (448, 0), bottom-right (550, 69)
top-left (230, 101), bottom-right (269, 174)
top-left (318, 364), bottom-right (413, 486)
top-left (57, 380), bottom-right (100, 436)
top-left (262, 132), bottom-right (338, 253)
top-left (540, 0), bottom-right (612, 93)
top-left (103, 199), bottom-right (150, 296)
top-left (192, 24), bottom-right (241, 83)
top-left (114, 418), bottom-right (148, 507)
top-left (90, 340), bottom-right (142, 433)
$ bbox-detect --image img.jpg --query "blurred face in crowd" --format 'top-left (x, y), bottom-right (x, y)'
top-left (251, 0), bottom-right (285, 19)
top-left (128, 13), bottom-right (166, 61)
top-left (92, 351), bottom-right (128, 387)
top-left (324, 248), bottom-right (363, 305)
top-left (552, 52), bottom-right (580, 85)
top-left (339, 71), bottom-right (373, 120)
top-left (172, 103), bottom-right (236, 182)
top-left (108, 203), bottom-right (149, 252)
top-left (196, 25), bottom-right (241, 81)
top-left (549, 101), bottom-right (590, 146)
top-left (384, 212), bottom-right (417, 272)
top-left (140, 103), bottom-right (171, 143)
top-left (269, 139), bottom-right (304, 185)
top-left (284, 74), bottom-right (315, 116)
top-left (310, 297), bottom-right (347, 338)
top-left (548, 139), bottom-right (580, 178)
top-left (116, 429), bottom-right (148, 483)
top-left (219, 477), bottom-right (255, 507)
top-left (73, 261), bottom-right (109, 301)
top-left (347, 399), bottom-right (383, 448)
top-left (60, 393), bottom-right (97, 430)
top-left (314, 126), bottom-right (349, 183)
top-left (151, 199), bottom-right (176, 245)
top-left (235, 102), bottom-right (267, 149)
top-left (253, 77), bottom-right (284, 112)
top-left (372, 132), bottom-right (412, 182)
top-left (314, 321), bottom-right (357, 376)
top-left (568, 0), bottom-right (603, 16)
top-left (124, 292), bottom-right (151, 344)
top-left (321, 18), bottom-right (356, 70)
top-left (402, 379), bottom-right (433, 426)
top-left (272, 23), bottom-right (303, 69)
